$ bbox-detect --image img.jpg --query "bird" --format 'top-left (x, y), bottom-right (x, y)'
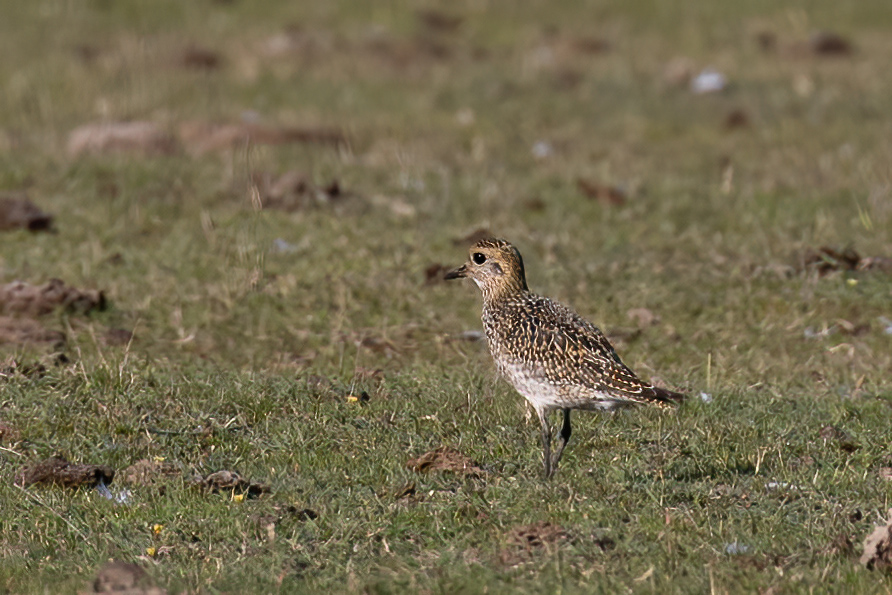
top-left (445, 237), bottom-right (684, 479)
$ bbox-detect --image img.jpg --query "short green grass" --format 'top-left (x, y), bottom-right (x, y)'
top-left (1, 0), bottom-right (892, 592)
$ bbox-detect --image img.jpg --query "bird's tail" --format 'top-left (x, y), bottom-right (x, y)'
top-left (644, 385), bottom-right (686, 406)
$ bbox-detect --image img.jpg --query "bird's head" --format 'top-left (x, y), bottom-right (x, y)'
top-left (445, 238), bottom-right (529, 301)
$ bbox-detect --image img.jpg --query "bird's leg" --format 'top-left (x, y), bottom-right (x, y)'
top-left (537, 409), bottom-right (553, 479)
top-left (551, 408), bottom-right (572, 470)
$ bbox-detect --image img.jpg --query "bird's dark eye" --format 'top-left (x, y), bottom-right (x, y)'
top-left (472, 252), bottom-right (486, 265)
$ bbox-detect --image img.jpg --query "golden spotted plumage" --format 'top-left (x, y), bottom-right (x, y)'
top-left (446, 238), bottom-right (684, 478)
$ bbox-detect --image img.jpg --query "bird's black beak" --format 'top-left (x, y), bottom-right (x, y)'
top-left (444, 264), bottom-right (467, 280)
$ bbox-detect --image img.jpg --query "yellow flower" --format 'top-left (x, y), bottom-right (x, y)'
top-left (232, 493), bottom-right (245, 503)
top-left (146, 547), bottom-right (156, 557)
top-left (152, 524), bottom-right (164, 535)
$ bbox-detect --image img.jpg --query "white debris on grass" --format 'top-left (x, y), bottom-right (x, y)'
top-left (531, 141), bottom-right (554, 160)
top-left (96, 480), bottom-right (132, 505)
top-left (691, 68), bottom-right (727, 94)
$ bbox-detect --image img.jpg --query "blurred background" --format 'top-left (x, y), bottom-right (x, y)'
top-left (1, 0), bottom-right (891, 383)
top-left (2, 2), bottom-right (892, 592)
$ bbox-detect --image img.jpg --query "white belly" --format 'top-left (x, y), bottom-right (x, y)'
top-left (499, 360), bottom-right (621, 414)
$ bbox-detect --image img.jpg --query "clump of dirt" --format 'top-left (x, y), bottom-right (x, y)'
top-left (0, 279), bottom-right (106, 316)
top-left (724, 108), bottom-right (750, 130)
top-left (0, 316), bottom-right (65, 347)
top-left (809, 31), bottom-right (853, 56)
top-left (79, 561), bottom-right (167, 595)
top-left (576, 178), bottom-right (627, 206)
top-left (191, 470), bottom-right (270, 498)
top-left (363, 35), bottom-right (452, 70)
top-left (756, 30), bottom-right (853, 58)
top-left (824, 533), bottom-right (855, 558)
top-left (394, 481), bottom-right (417, 500)
top-left (417, 9), bottom-right (463, 34)
top-left (0, 357), bottom-right (48, 380)
top-left (407, 446), bottom-right (486, 477)
top-left (861, 509), bottom-right (892, 570)
top-left (0, 420), bottom-right (20, 444)
top-left (251, 170), bottom-right (349, 211)
top-left (819, 425), bottom-right (860, 453)
top-left (120, 459), bottom-right (181, 489)
top-left (67, 121), bottom-right (178, 157)
top-left (179, 121), bottom-right (346, 155)
top-left (568, 36), bottom-right (611, 55)
top-left (180, 45), bottom-right (222, 70)
top-left (800, 246), bottom-right (892, 276)
top-left (508, 521), bottom-right (569, 549)
top-left (103, 327), bottom-right (134, 347)
top-left (67, 119), bottom-right (347, 157)
top-left (354, 333), bottom-right (400, 357)
top-left (252, 504), bottom-right (318, 536)
top-left (499, 521), bottom-right (570, 566)
top-left (16, 456), bottom-right (115, 489)
top-left (0, 193), bottom-right (53, 232)
top-left (627, 307), bottom-right (659, 328)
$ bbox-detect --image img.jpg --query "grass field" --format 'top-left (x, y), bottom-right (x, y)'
top-left (2, 0), bottom-right (892, 592)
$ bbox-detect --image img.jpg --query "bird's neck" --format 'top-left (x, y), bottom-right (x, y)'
top-left (480, 280), bottom-right (528, 309)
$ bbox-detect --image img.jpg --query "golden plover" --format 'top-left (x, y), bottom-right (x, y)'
top-left (446, 238), bottom-right (684, 479)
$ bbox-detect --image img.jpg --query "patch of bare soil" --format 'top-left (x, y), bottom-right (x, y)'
top-left (417, 9), bottom-right (464, 34)
top-left (120, 459), bottom-right (181, 490)
top-left (0, 193), bottom-right (53, 232)
top-left (79, 561), bottom-right (166, 595)
top-left (808, 31), bottom-right (853, 56)
top-left (67, 119), bottom-right (347, 157)
top-left (499, 521), bottom-right (570, 566)
top-left (178, 121), bottom-right (346, 155)
top-left (757, 30), bottom-right (854, 58)
top-left (103, 327), bottom-right (134, 347)
top-left (819, 425), bottom-right (860, 453)
top-left (0, 357), bottom-right (48, 380)
top-left (67, 121), bottom-right (177, 157)
top-left (0, 316), bottom-right (64, 347)
top-left (394, 481), bottom-right (417, 500)
top-left (16, 456), bottom-right (115, 489)
top-left (407, 446), bottom-right (486, 477)
top-left (251, 171), bottom-right (349, 211)
top-left (823, 533), bottom-right (855, 558)
top-left (800, 246), bottom-right (892, 276)
top-left (252, 504), bottom-right (318, 535)
top-left (627, 307), bottom-right (659, 328)
top-left (724, 108), bottom-right (750, 130)
top-left (191, 470), bottom-right (270, 498)
top-left (508, 521), bottom-right (569, 549)
top-left (0, 279), bottom-right (106, 316)
top-left (180, 45), bottom-right (222, 70)
top-left (861, 509), bottom-right (892, 570)
top-left (576, 178), bottom-right (627, 206)
top-left (352, 332), bottom-right (401, 358)
top-left (363, 35), bottom-right (452, 69)
top-left (0, 420), bottom-right (20, 444)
